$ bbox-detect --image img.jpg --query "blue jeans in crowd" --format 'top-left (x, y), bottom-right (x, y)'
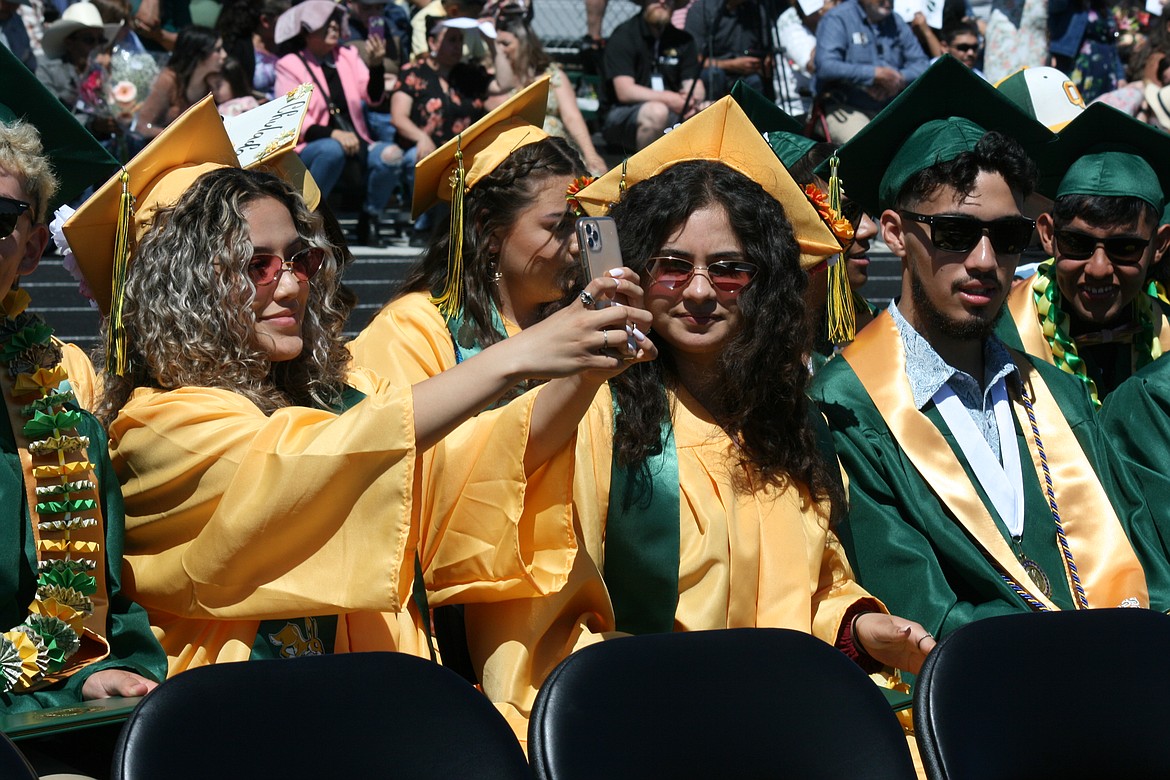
top-left (299, 136), bottom-right (400, 217)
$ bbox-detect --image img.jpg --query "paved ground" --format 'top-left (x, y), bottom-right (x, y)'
top-left (25, 212), bottom-right (901, 356)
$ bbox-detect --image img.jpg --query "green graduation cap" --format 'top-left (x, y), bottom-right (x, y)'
top-left (831, 55), bottom-right (1054, 216)
top-left (729, 80), bottom-right (817, 169)
top-left (0, 44), bottom-right (119, 216)
top-left (1033, 102), bottom-right (1170, 212)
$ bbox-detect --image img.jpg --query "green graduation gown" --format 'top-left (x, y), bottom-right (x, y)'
top-left (810, 311), bottom-right (1165, 642)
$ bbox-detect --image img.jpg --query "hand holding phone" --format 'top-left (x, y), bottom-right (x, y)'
top-left (577, 216), bottom-right (623, 296)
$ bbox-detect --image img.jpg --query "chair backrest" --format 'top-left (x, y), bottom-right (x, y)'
top-left (914, 609), bottom-right (1170, 780)
top-left (528, 627), bottom-right (916, 780)
top-left (0, 731), bottom-right (37, 779)
top-left (112, 652), bottom-right (530, 780)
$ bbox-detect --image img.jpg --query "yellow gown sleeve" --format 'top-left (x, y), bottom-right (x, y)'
top-left (112, 369), bottom-right (576, 671)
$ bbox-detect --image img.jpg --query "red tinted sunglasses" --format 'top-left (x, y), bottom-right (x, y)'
top-left (247, 247), bottom-right (325, 286)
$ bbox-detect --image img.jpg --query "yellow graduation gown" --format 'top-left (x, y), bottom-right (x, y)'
top-left (109, 367), bottom-right (576, 675)
top-left (348, 291), bottom-right (519, 386)
top-left (58, 340), bottom-right (101, 412)
top-left (465, 384), bottom-right (881, 747)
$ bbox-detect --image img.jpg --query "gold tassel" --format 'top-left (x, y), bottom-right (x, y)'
top-left (429, 137), bottom-right (466, 321)
top-left (106, 169), bottom-right (132, 376)
top-left (825, 154), bottom-right (857, 346)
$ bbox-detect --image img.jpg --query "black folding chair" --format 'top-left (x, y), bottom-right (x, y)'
top-left (529, 627), bottom-right (916, 780)
top-left (112, 652), bottom-right (530, 780)
top-left (914, 609), bottom-right (1170, 780)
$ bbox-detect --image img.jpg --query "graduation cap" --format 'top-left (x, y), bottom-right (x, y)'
top-left (412, 75), bottom-right (550, 220)
top-left (63, 96), bottom-right (241, 374)
top-left (0, 44), bottom-right (119, 218)
top-left (414, 76), bottom-right (551, 318)
top-left (1033, 102), bottom-right (1170, 212)
top-left (995, 66), bottom-right (1085, 132)
top-left (831, 55), bottom-right (1054, 216)
top-left (729, 80), bottom-right (817, 170)
top-left (574, 96), bottom-right (840, 270)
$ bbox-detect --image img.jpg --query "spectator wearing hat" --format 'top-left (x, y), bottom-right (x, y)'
top-left (275, 0), bottom-right (402, 246)
top-left (36, 3), bottom-right (124, 139)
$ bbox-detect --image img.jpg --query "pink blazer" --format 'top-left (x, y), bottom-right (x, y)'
top-left (275, 45), bottom-right (374, 149)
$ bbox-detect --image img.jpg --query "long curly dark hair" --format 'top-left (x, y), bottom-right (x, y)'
top-left (395, 135), bottom-right (587, 348)
top-left (608, 160), bottom-right (841, 505)
top-left (97, 168), bottom-right (353, 422)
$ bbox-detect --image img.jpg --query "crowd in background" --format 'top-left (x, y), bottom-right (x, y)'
top-left (9, 0), bottom-right (1170, 246)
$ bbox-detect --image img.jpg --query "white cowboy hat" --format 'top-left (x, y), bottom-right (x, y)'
top-left (42, 3), bottom-right (122, 60)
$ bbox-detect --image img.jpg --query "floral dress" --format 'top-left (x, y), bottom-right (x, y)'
top-left (1070, 8), bottom-right (1123, 102)
top-left (393, 60), bottom-right (484, 150)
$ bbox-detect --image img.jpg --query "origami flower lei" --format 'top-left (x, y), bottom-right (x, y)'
top-left (0, 290), bottom-right (100, 693)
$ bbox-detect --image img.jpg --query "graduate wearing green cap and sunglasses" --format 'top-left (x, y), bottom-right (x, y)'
top-left (0, 47), bottom-right (165, 772)
top-left (810, 57), bottom-right (1170, 652)
top-left (998, 103), bottom-right (1170, 407)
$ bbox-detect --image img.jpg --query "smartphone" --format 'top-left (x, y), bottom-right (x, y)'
top-left (367, 16), bottom-right (387, 41)
top-left (576, 216), bottom-right (623, 291)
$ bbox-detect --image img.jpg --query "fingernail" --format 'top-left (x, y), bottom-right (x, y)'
top-left (632, 326), bottom-right (646, 342)
top-left (606, 268), bottom-right (623, 278)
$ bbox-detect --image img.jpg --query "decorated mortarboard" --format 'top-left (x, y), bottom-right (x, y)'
top-left (729, 80), bottom-right (816, 169)
top-left (224, 83), bottom-right (320, 210)
top-left (574, 96), bottom-right (840, 270)
top-left (0, 44), bottom-right (119, 216)
top-left (730, 79), bottom-right (857, 342)
top-left (995, 66), bottom-right (1086, 132)
top-left (831, 55), bottom-right (1054, 216)
top-left (64, 89), bottom-right (316, 373)
top-left (1032, 102), bottom-right (1170, 212)
top-left (414, 76), bottom-right (551, 319)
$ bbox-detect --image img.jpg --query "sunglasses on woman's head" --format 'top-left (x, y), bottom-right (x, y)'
top-left (647, 256), bottom-right (758, 295)
top-left (247, 247), bottom-right (325, 286)
top-left (899, 211), bottom-right (1035, 255)
top-left (0, 197), bottom-right (31, 239)
top-left (1054, 229), bottom-right (1153, 266)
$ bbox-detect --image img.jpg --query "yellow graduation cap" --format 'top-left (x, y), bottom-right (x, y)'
top-left (412, 75), bottom-right (550, 219)
top-left (574, 97), bottom-right (840, 270)
top-left (414, 75), bottom-right (551, 319)
top-left (63, 96), bottom-right (241, 374)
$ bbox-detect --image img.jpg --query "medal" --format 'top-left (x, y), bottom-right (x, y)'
top-left (1019, 556), bottom-right (1052, 599)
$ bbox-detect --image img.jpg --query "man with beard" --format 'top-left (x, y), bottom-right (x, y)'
top-left (810, 58), bottom-right (1170, 644)
top-left (998, 104), bottom-right (1170, 407)
top-left (601, 0), bottom-right (705, 153)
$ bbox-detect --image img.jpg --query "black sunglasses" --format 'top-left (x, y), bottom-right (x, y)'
top-left (1054, 229), bottom-right (1153, 265)
top-left (247, 247), bottom-right (325, 286)
top-left (900, 211), bottom-right (1035, 255)
top-left (0, 196), bottom-right (31, 239)
top-left (951, 42), bottom-right (979, 53)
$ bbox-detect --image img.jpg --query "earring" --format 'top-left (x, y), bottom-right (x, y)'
top-left (489, 253), bottom-right (502, 284)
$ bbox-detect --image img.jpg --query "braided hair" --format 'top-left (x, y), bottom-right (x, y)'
top-left (396, 136), bottom-right (587, 348)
